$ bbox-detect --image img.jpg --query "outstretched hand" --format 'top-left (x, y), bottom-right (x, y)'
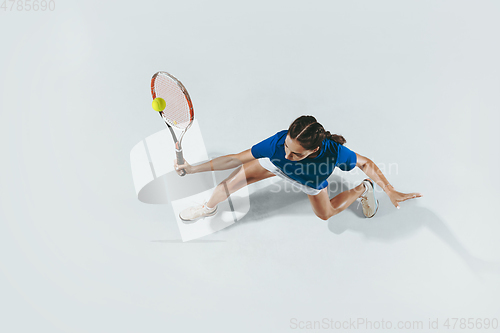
top-left (174, 159), bottom-right (194, 176)
top-left (386, 188), bottom-right (423, 209)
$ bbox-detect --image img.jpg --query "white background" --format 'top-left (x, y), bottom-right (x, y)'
top-left (1, 0), bottom-right (499, 332)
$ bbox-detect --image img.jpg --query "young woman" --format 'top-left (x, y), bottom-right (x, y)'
top-left (174, 115), bottom-right (422, 221)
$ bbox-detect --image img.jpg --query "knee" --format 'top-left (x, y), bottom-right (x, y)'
top-left (315, 211), bottom-right (331, 220)
top-left (316, 214), bottom-right (330, 221)
top-left (315, 209), bottom-right (339, 221)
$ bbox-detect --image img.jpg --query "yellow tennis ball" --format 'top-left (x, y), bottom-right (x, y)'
top-left (152, 97), bottom-right (166, 111)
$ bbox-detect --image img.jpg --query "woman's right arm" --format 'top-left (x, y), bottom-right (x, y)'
top-left (175, 149), bottom-right (256, 175)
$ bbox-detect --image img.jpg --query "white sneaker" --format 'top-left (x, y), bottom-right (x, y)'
top-left (179, 202), bottom-right (218, 222)
top-left (360, 179), bottom-right (379, 218)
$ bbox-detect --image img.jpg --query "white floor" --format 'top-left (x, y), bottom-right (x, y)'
top-left (1, 1), bottom-right (499, 332)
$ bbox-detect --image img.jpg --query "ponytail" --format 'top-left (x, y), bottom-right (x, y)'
top-left (324, 131), bottom-right (346, 145)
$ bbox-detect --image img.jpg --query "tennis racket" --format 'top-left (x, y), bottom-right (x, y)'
top-left (151, 71), bottom-right (195, 176)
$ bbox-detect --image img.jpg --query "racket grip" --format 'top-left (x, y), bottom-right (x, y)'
top-left (176, 151), bottom-right (186, 177)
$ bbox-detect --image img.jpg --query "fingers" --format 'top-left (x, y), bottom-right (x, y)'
top-left (392, 200), bottom-right (400, 209)
top-left (173, 159), bottom-right (187, 168)
top-left (394, 192), bottom-right (423, 209)
top-left (399, 193), bottom-right (423, 202)
top-left (408, 192), bottom-right (423, 198)
top-left (173, 159), bottom-right (188, 175)
top-left (175, 163), bottom-right (187, 170)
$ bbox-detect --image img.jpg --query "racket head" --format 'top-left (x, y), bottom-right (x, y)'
top-left (151, 71), bottom-right (194, 130)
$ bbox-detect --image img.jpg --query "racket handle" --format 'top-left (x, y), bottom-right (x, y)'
top-left (176, 150), bottom-right (186, 177)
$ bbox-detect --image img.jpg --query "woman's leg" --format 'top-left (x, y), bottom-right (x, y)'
top-left (206, 159), bottom-right (275, 208)
top-left (307, 182), bottom-right (366, 220)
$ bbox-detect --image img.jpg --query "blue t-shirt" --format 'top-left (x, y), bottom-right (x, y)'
top-left (251, 130), bottom-right (357, 190)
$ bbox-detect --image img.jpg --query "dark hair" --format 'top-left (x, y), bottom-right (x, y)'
top-left (288, 115), bottom-right (346, 150)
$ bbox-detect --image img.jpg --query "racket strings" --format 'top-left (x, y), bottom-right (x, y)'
top-left (153, 74), bottom-right (192, 129)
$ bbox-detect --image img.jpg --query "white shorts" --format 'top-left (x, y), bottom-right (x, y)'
top-left (258, 158), bottom-right (323, 196)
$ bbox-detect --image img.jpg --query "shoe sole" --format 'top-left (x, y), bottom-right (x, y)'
top-left (362, 179), bottom-right (379, 218)
top-left (366, 199), bottom-right (379, 218)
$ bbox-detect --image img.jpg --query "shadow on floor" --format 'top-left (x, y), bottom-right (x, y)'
top-left (146, 152), bottom-right (499, 276)
top-left (233, 175), bottom-right (500, 276)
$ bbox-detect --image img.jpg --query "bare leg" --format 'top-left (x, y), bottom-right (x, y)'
top-left (207, 159), bottom-right (275, 208)
top-left (308, 182), bottom-right (366, 220)
top-left (329, 183), bottom-right (366, 212)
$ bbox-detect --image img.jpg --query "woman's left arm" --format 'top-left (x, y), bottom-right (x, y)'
top-left (355, 153), bottom-right (422, 209)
